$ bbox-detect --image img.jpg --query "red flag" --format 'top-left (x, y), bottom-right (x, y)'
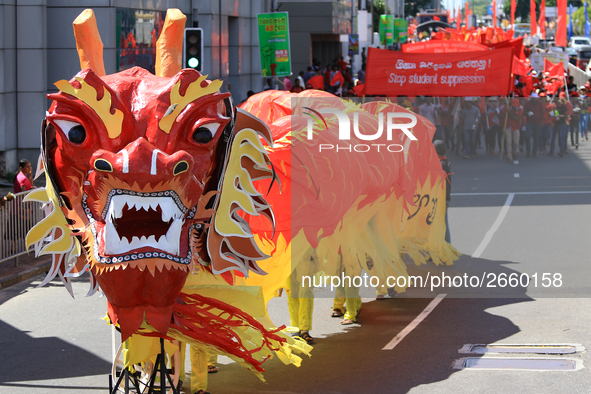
top-left (478, 97), bottom-right (486, 113)
top-left (530, 0), bottom-right (537, 36)
top-left (546, 79), bottom-right (564, 95)
top-left (513, 56), bottom-right (532, 76)
top-left (492, 0), bottom-right (497, 27)
top-left (538, 0), bottom-right (546, 39)
top-left (307, 75), bottom-right (324, 90)
top-left (465, 2), bottom-right (469, 27)
top-left (434, 16), bottom-right (441, 21)
top-left (330, 71), bottom-right (344, 87)
top-left (510, 0), bottom-right (516, 29)
top-left (457, 7), bottom-right (461, 26)
top-left (544, 58), bottom-right (564, 78)
top-left (555, 0), bottom-right (567, 46)
top-left (353, 83), bottom-right (365, 97)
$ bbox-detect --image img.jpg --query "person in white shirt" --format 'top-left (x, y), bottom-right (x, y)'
top-left (419, 97), bottom-right (436, 124)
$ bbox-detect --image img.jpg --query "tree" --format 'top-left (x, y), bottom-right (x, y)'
top-left (372, 0), bottom-right (390, 32)
top-left (502, 0), bottom-right (582, 23)
top-left (572, 4), bottom-right (589, 36)
top-left (472, 0), bottom-right (496, 19)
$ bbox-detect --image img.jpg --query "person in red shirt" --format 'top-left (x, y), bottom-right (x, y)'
top-left (523, 96), bottom-right (546, 157)
top-left (484, 97), bottom-right (502, 154)
top-left (337, 55), bottom-right (348, 71)
top-left (549, 92), bottom-right (570, 157)
top-left (14, 159), bottom-right (34, 193)
top-left (324, 65), bottom-right (331, 90)
top-left (505, 98), bottom-right (523, 162)
top-left (290, 78), bottom-right (304, 93)
top-left (541, 93), bottom-right (554, 153)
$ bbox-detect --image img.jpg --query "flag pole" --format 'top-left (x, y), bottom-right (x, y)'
top-left (500, 95), bottom-right (510, 160)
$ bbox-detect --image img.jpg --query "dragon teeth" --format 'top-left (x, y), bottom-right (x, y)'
top-left (103, 195), bottom-right (184, 256)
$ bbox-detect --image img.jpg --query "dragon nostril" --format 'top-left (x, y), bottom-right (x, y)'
top-left (173, 161), bottom-right (189, 175)
top-left (94, 158), bottom-right (113, 172)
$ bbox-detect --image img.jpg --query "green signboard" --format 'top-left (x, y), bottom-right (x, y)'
top-left (394, 19), bottom-right (408, 43)
top-left (257, 12), bottom-right (291, 77)
top-left (379, 15), bottom-right (394, 46)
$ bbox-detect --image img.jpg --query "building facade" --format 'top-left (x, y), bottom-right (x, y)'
top-left (278, 0), bottom-right (355, 79)
top-left (0, 0), bottom-right (269, 175)
top-left (0, 0), bottom-right (361, 175)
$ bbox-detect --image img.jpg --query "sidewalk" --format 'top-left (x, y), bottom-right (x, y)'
top-left (0, 252), bottom-right (51, 290)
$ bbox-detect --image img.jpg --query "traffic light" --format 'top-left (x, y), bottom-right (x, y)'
top-left (184, 28), bottom-right (203, 72)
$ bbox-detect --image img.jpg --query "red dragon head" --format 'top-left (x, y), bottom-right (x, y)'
top-left (26, 9), bottom-right (274, 339)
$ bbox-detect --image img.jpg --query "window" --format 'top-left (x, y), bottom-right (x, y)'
top-left (116, 9), bottom-right (168, 73)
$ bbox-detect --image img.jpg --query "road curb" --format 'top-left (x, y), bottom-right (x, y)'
top-left (0, 261), bottom-right (51, 290)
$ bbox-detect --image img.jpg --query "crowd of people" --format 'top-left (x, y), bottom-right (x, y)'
top-left (254, 41), bottom-right (591, 164)
top-left (262, 53), bottom-right (365, 97)
top-left (406, 89), bottom-right (590, 162)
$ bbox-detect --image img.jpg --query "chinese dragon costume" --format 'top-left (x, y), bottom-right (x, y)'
top-left (25, 7), bottom-right (459, 384)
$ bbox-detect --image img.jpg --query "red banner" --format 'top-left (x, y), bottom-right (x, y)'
top-left (465, 2), bottom-right (470, 27)
top-left (539, 0), bottom-right (546, 39)
top-left (365, 47), bottom-right (514, 97)
top-left (492, 0), bottom-right (497, 27)
top-left (556, 0), bottom-right (566, 46)
top-left (401, 40), bottom-right (488, 53)
top-left (530, 0), bottom-right (537, 36)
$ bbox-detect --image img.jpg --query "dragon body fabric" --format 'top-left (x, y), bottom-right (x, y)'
top-left (239, 91), bottom-right (460, 291)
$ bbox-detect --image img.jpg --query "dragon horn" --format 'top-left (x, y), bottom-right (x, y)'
top-left (156, 9), bottom-right (187, 78)
top-left (72, 9), bottom-right (106, 77)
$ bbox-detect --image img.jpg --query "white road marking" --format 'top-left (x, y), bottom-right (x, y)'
top-left (471, 193), bottom-right (515, 259)
top-left (380, 190), bottom-right (586, 351)
top-left (514, 173), bottom-right (520, 178)
top-left (382, 294), bottom-right (447, 350)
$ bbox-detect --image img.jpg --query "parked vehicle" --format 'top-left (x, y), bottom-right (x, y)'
top-left (569, 36), bottom-right (591, 50)
top-left (576, 46), bottom-right (591, 70)
top-left (567, 47), bottom-right (577, 65)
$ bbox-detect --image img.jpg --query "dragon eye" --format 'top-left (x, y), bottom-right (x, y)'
top-left (192, 123), bottom-right (220, 144)
top-left (54, 120), bottom-right (87, 144)
top-left (68, 126), bottom-right (86, 143)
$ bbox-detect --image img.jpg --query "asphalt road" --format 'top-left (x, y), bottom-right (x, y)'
top-left (1, 139), bottom-right (591, 394)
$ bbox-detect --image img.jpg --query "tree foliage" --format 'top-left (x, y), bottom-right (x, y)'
top-left (572, 5), bottom-right (590, 36)
top-left (501, 0), bottom-right (580, 22)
